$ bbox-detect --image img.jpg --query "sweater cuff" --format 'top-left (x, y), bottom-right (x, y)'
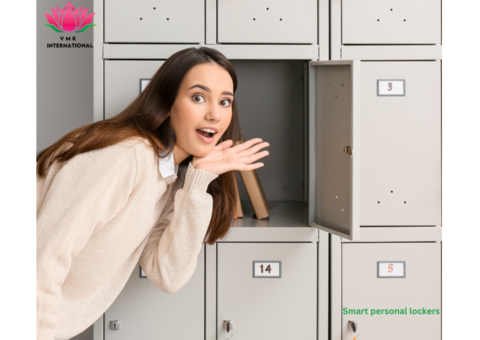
top-left (183, 162), bottom-right (219, 194)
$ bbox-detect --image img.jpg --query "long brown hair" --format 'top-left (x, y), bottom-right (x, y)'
top-left (36, 47), bottom-right (241, 245)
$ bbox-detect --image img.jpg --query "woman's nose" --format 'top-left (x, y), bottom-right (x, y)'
top-left (205, 104), bottom-right (221, 122)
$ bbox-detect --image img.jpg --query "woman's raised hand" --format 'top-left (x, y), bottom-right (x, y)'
top-left (191, 138), bottom-right (270, 176)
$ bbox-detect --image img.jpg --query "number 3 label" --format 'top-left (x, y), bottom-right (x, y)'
top-left (253, 261), bottom-right (282, 278)
top-left (378, 261), bottom-right (406, 278)
top-left (377, 79), bottom-right (406, 96)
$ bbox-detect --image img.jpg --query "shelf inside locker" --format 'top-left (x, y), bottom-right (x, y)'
top-left (231, 201), bottom-right (308, 228)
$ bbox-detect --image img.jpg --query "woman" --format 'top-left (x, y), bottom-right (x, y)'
top-left (36, 47), bottom-right (269, 340)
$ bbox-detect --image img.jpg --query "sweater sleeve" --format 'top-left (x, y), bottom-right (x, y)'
top-left (139, 162), bottom-right (218, 294)
top-left (36, 145), bottom-right (138, 340)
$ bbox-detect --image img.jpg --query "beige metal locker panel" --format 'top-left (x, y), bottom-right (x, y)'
top-left (217, 243), bottom-right (317, 340)
top-left (360, 61), bottom-right (441, 226)
top-left (342, 0), bottom-right (441, 44)
top-left (104, 246), bottom-right (205, 340)
top-left (309, 60), bottom-right (361, 240)
top-left (104, 0), bottom-right (204, 43)
top-left (104, 60), bottom-right (165, 119)
top-left (342, 243), bottom-right (441, 340)
top-left (217, 0), bottom-right (317, 43)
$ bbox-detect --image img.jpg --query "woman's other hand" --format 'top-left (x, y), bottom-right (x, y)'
top-left (191, 138), bottom-right (269, 176)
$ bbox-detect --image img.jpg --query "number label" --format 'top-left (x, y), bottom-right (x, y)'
top-left (377, 261), bottom-right (406, 278)
top-left (253, 261), bottom-right (281, 278)
top-left (377, 79), bottom-right (406, 96)
top-left (140, 78), bottom-right (151, 93)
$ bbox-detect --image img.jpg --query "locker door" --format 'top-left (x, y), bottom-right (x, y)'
top-left (342, 243), bottom-right (441, 340)
top-left (308, 60), bottom-right (361, 240)
top-left (218, 0), bottom-right (317, 43)
top-left (104, 0), bottom-right (204, 43)
top-left (359, 61), bottom-right (441, 226)
top-left (342, 0), bottom-right (441, 44)
top-left (104, 60), bottom-right (165, 119)
top-left (217, 243), bottom-right (317, 340)
top-left (104, 245), bottom-right (205, 339)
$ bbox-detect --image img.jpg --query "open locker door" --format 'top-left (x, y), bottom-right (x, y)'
top-left (308, 60), bottom-right (361, 240)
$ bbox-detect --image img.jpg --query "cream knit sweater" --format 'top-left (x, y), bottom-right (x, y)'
top-left (36, 138), bottom-right (219, 340)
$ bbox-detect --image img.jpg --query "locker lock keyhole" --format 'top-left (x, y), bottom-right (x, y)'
top-left (348, 320), bottom-right (359, 333)
top-left (109, 320), bottom-right (120, 331)
top-left (223, 320), bottom-right (234, 333)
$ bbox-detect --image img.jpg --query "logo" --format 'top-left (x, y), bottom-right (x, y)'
top-left (44, 2), bottom-right (96, 33)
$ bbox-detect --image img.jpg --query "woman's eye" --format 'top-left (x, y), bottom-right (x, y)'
top-left (221, 99), bottom-right (232, 107)
top-left (192, 94), bottom-right (205, 103)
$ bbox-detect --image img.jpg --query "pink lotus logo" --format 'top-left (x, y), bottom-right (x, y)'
top-left (44, 2), bottom-right (96, 33)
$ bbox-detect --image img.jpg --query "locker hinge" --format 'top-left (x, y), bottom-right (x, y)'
top-left (102, 44), bottom-right (104, 59)
top-left (340, 47), bottom-right (342, 60)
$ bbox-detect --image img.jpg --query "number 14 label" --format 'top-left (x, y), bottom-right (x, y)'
top-left (253, 261), bottom-right (282, 278)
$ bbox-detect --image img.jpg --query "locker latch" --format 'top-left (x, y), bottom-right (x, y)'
top-left (109, 320), bottom-right (120, 331)
top-left (348, 320), bottom-right (359, 338)
top-left (343, 146), bottom-right (353, 156)
top-left (223, 320), bottom-right (234, 339)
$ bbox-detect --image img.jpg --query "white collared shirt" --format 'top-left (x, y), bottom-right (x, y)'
top-left (158, 151), bottom-right (179, 180)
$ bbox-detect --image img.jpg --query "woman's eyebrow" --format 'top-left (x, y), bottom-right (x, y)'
top-left (188, 84), bottom-right (234, 97)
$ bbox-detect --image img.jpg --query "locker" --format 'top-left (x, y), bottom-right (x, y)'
top-left (217, 0), bottom-right (317, 44)
top-left (103, 58), bottom-right (442, 239)
top-left (217, 243), bottom-right (317, 340)
top-left (342, 242), bottom-right (441, 340)
top-left (104, 60), bottom-right (165, 119)
top-left (308, 60), bottom-right (442, 240)
top-left (104, 0), bottom-right (204, 43)
top-left (342, 0), bottom-right (441, 44)
top-left (103, 245), bottom-right (205, 339)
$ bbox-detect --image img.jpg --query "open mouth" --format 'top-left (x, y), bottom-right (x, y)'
top-left (196, 129), bottom-right (216, 138)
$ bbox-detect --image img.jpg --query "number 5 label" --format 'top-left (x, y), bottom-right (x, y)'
top-left (377, 79), bottom-right (406, 96)
top-left (377, 261), bottom-right (406, 278)
top-left (253, 261), bottom-right (282, 278)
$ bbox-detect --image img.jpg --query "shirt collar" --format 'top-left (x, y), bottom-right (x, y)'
top-left (158, 151), bottom-right (179, 180)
